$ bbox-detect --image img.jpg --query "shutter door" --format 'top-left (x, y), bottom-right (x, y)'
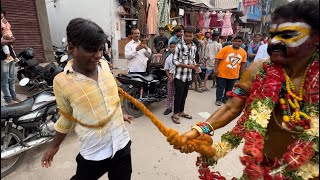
top-left (2, 0), bottom-right (45, 63)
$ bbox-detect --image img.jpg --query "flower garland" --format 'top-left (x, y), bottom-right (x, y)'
top-left (196, 53), bottom-right (319, 179)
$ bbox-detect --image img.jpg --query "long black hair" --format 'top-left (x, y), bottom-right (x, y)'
top-left (66, 18), bottom-right (107, 52)
top-left (272, 0), bottom-right (319, 33)
top-left (1, 8), bottom-right (6, 16)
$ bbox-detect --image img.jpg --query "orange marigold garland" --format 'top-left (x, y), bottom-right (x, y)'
top-left (57, 54), bottom-right (319, 179)
top-left (196, 53), bottom-right (319, 179)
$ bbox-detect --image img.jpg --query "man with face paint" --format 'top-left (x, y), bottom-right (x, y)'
top-left (168, 1), bottom-right (319, 178)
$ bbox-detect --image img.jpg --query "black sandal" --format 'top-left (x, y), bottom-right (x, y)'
top-left (171, 116), bottom-right (180, 124)
top-left (178, 113), bottom-right (193, 119)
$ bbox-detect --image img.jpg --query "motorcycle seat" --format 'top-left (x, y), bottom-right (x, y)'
top-left (124, 74), bottom-right (156, 82)
top-left (55, 49), bottom-right (65, 55)
top-left (1, 98), bottom-right (34, 118)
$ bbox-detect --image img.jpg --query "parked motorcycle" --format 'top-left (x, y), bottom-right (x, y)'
top-left (53, 37), bottom-right (67, 65)
top-left (16, 47), bottom-right (63, 89)
top-left (53, 37), bottom-right (72, 68)
top-left (59, 53), bottom-right (72, 69)
top-left (1, 79), bottom-right (59, 177)
top-left (16, 48), bottom-right (40, 82)
top-left (116, 66), bottom-right (167, 117)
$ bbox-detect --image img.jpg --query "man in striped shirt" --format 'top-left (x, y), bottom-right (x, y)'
top-left (40, 18), bottom-right (134, 180)
top-left (171, 26), bottom-right (200, 124)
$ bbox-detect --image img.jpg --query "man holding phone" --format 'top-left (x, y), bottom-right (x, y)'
top-left (171, 26), bottom-right (199, 124)
top-left (125, 28), bottom-right (151, 73)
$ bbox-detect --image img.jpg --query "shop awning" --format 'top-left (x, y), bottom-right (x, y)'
top-left (172, 0), bottom-right (197, 8)
top-left (245, 19), bottom-right (259, 24)
top-left (230, 10), bottom-right (245, 16)
top-left (193, 0), bottom-right (222, 11)
top-left (215, 0), bottom-right (239, 10)
top-left (172, 0), bottom-right (210, 11)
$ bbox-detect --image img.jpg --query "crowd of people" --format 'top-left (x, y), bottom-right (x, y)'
top-left (1, 0), bottom-right (318, 179)
top-left (124, 20), bottom-right (271, 124)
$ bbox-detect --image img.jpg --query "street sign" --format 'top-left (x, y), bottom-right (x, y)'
top-left (243, 0), bottom-right (258, 7)
top-left (241, 28), bottom-right (251, 32)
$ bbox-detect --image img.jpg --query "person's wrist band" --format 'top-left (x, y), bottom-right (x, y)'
top-left (191, 122), bottom-right (214, 136)
top-left (191, 125), bottom-right (203, 135)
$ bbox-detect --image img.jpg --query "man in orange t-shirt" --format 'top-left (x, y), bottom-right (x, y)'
top-left (214, 36), bottom-right (247, 106)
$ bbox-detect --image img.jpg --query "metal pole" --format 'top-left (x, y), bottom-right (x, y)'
top-left (260, 0), bottom-right (267, 33)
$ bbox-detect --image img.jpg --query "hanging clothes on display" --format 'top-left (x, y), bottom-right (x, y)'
top-left (147, 0), bottom-right (158, 35)
top-left (138, 0), bottom-right (148, 38)
top-left (204, 11), bottom-right (211, 29)
top-left (221, 11), bottom-right (233, 36)
top-left (209, 11), bottom-right (218, 29)
top-left (190, 12), bottom-right (198, 27)
top-left (157, 0), bottom-right (170, 28)
top-left (217, 11), bottom-right (225, 27)
top-left (198, 11), bottom-right (204, 29)
top-left (184, 15), bottom-right (188, 26)
top-left (184, 13), bottom-right (191, 26)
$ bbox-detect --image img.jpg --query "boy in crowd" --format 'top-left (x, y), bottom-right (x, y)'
top-left (163, 41), bottom-right (177, 115)
top-left (171, 26), bottom-right (199, 124)
top-left (203, 33), bottom-right (222, 90)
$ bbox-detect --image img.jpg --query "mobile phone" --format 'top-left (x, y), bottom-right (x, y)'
top-left (140, 39), bottom-right (146, 45)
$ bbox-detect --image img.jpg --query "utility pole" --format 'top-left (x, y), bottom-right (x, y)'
top-left (260, 0), bottom-right (267, 33)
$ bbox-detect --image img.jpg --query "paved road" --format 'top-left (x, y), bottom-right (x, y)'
top-left (2, 75), bottom-right (244, 179)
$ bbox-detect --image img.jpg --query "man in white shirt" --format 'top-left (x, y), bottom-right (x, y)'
top-left (125, 28), bottom-right (152, 73)
top-left (254, 43), bottom-right (269, 61)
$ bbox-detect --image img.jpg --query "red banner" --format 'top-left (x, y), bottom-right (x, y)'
top-left (243, 0), bottom-right (258, 7)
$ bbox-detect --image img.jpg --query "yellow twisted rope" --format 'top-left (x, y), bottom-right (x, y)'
top-left (118, 87), bottom-right (216, 158)
top-left (58, 87), bottom-right (216, 157)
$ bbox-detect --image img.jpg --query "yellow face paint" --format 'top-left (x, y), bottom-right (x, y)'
top-left (269, 22), bottom-right (311, 47)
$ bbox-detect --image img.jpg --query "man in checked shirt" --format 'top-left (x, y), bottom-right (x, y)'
top-left (40, 18), bottom-right (134, 180)
top-left (171, 26), bottom-right (200, 124)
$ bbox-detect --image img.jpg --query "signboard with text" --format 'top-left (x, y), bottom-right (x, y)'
top-left (243, 0), bottom-right (258, 7)
top-left (240, 28), bottom-right (251, 32)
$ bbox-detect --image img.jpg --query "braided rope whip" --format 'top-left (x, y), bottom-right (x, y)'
top-left (118, 87), bottom-right (216, 157)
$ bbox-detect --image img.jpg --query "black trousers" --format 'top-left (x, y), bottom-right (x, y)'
top-left (70, 141), bottom-right (132, 180)
top-left (174, 79), bottom-right (190, 114)
top-left (216, 77), bottom-right (237, 102)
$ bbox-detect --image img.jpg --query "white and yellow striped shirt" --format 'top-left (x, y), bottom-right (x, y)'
top-left (53, 59), bottom-right (130, 160)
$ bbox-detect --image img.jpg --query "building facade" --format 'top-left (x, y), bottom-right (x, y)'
top-left (237, 0), bottom-right (271, 39)
top-left (1, 0), bottom-right (54, 63)
top-left (45, 0), bottom-right (121, 61)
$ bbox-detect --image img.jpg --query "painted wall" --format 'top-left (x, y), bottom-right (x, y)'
top-left (45, 0), bottom-right (121, 60)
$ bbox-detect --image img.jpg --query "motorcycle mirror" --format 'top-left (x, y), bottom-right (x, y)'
top-left (60, 55), bottom-right (69, 62)
top-left (62, 37), bottom-right (66, 43)
top-left (19, 78), bottom-right (30, 86)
